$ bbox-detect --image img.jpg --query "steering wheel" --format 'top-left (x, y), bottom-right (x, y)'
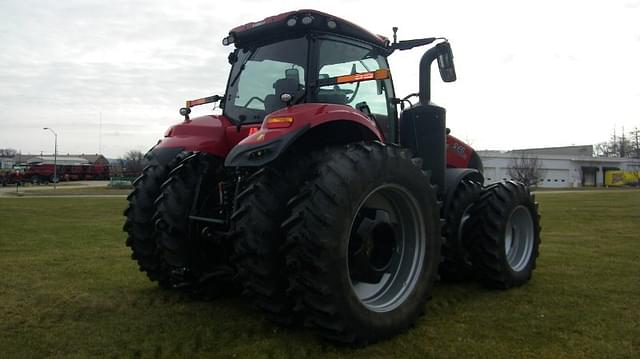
top-left (333, 87), bottom-right (354, 96)
top-left (328, 82), bottom-right (360, 104)
top-left (243, 96), bottom-right (265, 108)
top-left (345, 81), bottom-right (361, 104)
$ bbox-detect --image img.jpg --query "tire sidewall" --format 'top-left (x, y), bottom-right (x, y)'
top-left (319, 149), bottom-right (440, 339)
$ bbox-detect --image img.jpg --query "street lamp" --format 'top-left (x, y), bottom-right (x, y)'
top-left (43, 127), bottom-right (58, 190)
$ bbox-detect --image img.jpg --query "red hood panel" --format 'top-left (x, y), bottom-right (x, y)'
top-left (157, 115), bottom-right (260, 158)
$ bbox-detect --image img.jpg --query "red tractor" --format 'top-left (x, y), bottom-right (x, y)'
top-left (124, 10), bottom-right (541, 344)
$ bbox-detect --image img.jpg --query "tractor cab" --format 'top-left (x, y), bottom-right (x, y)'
top-left (220, 10), bottom-right (398, 142)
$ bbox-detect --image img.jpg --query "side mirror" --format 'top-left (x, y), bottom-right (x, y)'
top-left (274, 78), bottom-right (301, 104)
top-left (436, 42), bottom-right (457, 82)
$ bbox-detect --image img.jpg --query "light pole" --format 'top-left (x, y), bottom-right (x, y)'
top-left (43, 127), bottom-right (58, 190)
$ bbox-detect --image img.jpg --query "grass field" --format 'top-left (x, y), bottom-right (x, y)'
top-left (1, 190), bottom-right (639, 358)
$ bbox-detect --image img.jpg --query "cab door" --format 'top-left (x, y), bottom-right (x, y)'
top-left (312, 35), bottom-right (398, 143)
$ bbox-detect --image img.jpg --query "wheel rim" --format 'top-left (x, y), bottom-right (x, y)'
top-left (458, 208), bottom-right (472, 239)
top-left (347, 184), bottom-right (425, 313)
top-left (457, 204), bottom-right (474, 262)
top-left (504, 205), bottom-right (535, 272)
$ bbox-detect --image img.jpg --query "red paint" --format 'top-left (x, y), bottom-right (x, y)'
top-left (26, 163), bottom-right (56, 177)
top-left (229, 9), bottom-right (388, 46)
top-left (238, 103), bottom-right (383, 146)
top-left (25, 163), bottom-right (110, 180)
top-left (157, 109), bottom-right (474, 168)
top-left (157, 114), bottom-right (260, 158)
top-left (230, 11), bottom-right (294, 33)
top-left (446, 134), bottom-right (474, 168)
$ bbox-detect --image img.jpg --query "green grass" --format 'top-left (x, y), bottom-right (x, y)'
top-left (1, 191), bottom-right (639, 358)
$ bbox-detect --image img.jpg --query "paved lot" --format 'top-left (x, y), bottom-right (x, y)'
top-left (0, 181), bottom-right (110, 197)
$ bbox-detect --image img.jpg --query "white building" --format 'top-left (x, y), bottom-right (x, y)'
top-left (478, 145), bottom-right (640, 188)
top-left (0, 157), bottom-right (14, 170)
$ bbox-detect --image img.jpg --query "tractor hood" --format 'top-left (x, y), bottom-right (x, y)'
top-left (158, 115), bottom-right (260, 158)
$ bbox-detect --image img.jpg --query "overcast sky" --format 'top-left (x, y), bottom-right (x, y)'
top-left (1, 0), bottom-right (639, 158)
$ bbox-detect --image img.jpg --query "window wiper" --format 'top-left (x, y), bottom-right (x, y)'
top-left (229, 49), bottom-right (255, 88)
top-left (226, 49), bottom-right (255, 127)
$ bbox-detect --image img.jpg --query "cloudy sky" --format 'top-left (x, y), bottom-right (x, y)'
top-left (1, 0), bottom-right (639, 158)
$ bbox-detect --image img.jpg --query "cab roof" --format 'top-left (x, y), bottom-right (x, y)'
top-left (227, 9), bottom-right (390, 50)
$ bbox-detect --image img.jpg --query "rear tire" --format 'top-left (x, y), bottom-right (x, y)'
top-left (467, 181), bottom-right (541, 289)
top-left (154, 152), bottom-right (234, 296)
top-left (440, 179), bottom-right (482, 281)
top-left (123, 150), bottom-right (189, 287)
top-left (283, 142), bottom-right (441, 344)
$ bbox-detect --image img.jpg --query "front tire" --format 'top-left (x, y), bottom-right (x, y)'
top-left (467, 181), bottom-right (541, 289)
top-left (123, 150), bottom-right (188, 287)
top-left (154, 152), bottom-right (234, 296)
top-left (283, 142), bottom-right (441, 344)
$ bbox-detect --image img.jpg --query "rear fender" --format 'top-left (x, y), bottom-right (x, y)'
top-left (225, 104), bottom-right (382, 167)
top-left (443, 168), bottom-right (484, 214)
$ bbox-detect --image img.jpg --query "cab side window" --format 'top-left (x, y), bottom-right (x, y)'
top-left (316, 39), bottom-right (391, 119)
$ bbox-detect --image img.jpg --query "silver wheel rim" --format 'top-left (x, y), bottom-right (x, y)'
top-left (458, 205), bottom-right (473, 242)
top-left (457, 204), bottom-right (474, 263)
top-left (347, 184), bottom-right (425, 313)
top-left (504, 205), bottom-right (534, 272)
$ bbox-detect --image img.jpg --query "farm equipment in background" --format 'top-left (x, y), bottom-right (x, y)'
top-left (0, 169), bottom-right (24, 186)
top-left (124, 9), bottom-right (541, 345)
top-left (24, 162), bottom-right (110, 184)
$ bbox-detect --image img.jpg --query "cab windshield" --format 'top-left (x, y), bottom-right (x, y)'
top-left (223, 37), bottom-right (308, 124)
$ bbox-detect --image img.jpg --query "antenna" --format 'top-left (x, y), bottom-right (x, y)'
top-left (392, 27), bottom-right (398, 44)
top-left (99, 111), bottom-right (102, 154)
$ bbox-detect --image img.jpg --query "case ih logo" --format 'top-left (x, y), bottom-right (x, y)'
top-left (452, 142), bottom-right (466, 156)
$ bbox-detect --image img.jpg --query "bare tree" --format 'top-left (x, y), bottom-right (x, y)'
top-left (508, 152), bottom-right (545, 187)
top-left (598, 126), bottom-right (638, 158)
top-left (631, 127), bottom-right (640, 159)
top-left (0, 148), bottom-right (17, 157)
top-left (122, 150), bottom-right (145, 175)
top-left (619, 127), bottom-right (632, 158)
